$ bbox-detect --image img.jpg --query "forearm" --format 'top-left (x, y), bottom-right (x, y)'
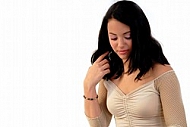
top-left (84, 80), bottom-right (112, 127)
top-left (156, 71), bottom-right (187, 126)
top-left (84, 85), bottom-right (102, 118)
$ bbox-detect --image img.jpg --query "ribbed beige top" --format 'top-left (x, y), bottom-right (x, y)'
top-left (86, 70), bottom-right (187, 127)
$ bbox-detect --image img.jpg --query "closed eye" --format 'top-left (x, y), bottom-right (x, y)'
top-left (125, 36), bottom-right (131, 40)
top-left (124, 32), bottom-right (131, 40)
top-left (110, 38), bottom-right (117, 41)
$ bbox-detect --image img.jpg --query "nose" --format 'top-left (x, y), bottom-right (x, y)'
top-left (118, 38), bottom-right (125, 48)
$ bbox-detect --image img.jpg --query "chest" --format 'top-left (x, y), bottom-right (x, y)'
top-left (104, 80), bottom-right (162, 119)
top-left (111, 74), bottom-right (154, 95)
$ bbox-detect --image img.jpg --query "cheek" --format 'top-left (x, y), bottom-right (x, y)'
top-left (109, 41), bottom-right (117, 50)
top-left (125, 40), bottom-right (132, 49)
top-left (110, 42), bottom-right (117, 52)
top-left (130, 42), bottom-right (133, 49)
top-left (128, 41), bottom-right (132, 48)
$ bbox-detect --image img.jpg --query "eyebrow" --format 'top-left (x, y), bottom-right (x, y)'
top-left (109, 31), bottom-right (131, 35)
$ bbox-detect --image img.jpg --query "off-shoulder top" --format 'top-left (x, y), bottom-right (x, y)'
top-left (86, 70), bottom-right (187, 127)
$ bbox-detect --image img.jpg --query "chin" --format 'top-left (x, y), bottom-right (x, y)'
top-left (118, 55), bottom-right (127, 60)
top-left (116, 53), bottom-right (128, 60)
top-left (120, 57), bottom-right (127, 61)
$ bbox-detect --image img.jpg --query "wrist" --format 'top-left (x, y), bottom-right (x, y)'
top-left (83, 85), bottom-right (97, 97)
top-left (83, 95), bottom-right (98, 101)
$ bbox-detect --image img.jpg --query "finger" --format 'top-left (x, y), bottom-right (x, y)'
top-left (99, 59), bottom-right (109, 66)
top-left (95, 52), bottom-right (109, 63)
top-left (103, 68), bottom-right (110, 75)
top-left (101, 63), bottom-right (110, 70)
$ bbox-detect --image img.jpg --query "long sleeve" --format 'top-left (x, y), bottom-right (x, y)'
top-left (86, 80), bottom-right (112, 127)
top-left (155, 71), bottom-right (187, 127)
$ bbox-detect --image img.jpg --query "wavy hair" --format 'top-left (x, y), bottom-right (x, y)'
top-left (91, 0), bottom-right (169, 80)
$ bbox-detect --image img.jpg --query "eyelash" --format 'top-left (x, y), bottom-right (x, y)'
top-left (111, 38), bottom-right (117, 41)
top-left (125, 36), bottom-right (131, 39)
top-left (111, 36), bottom-right (131, 40)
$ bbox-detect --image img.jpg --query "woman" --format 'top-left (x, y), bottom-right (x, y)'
top-left (83, 1), bottom-right (187, 126)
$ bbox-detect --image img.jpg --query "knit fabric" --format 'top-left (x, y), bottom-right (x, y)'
top-left (86, 70), bottom-right (187, 127)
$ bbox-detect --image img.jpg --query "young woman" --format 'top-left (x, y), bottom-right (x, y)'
top-left (83, 1), bottom-right (187, 126)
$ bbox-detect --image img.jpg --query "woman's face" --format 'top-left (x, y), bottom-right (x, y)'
top-left (107, 18), bottom-right (132, 62)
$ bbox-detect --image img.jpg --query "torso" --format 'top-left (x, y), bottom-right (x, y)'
top-left (110, 63), bottom-right (172, 95)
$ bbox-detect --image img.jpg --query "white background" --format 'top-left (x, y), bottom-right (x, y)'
top-left (0, 0), bottom-right (189, 126)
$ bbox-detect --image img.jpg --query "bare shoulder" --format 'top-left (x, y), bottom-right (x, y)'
top-left (152, 63), bottom-right (173, 78)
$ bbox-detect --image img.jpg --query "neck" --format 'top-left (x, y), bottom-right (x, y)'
top-left (123, 59), bottom-right (130, 73)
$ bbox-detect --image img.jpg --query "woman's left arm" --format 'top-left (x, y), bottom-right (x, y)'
top-left (155, 71), bottom-right (187, 127)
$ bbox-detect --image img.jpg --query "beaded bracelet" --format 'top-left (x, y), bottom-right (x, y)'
top-left (83, 95), bottom-right (98, 100)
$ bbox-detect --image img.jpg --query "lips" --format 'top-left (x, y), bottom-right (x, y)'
top-left (118, 50), bottom-right (128, 55)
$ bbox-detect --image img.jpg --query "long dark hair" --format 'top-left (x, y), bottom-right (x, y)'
top-left (91, 0), bottom-right (169, 80)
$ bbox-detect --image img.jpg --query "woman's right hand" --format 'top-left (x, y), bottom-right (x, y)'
top-left (84, 52), bottom-right (110, 90)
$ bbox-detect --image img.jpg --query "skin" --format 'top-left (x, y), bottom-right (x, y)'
top-left (84, 52), bottom-right (109, 117)
top-left (107, 18), bottom-right (132, 63)
top-left (84, 18), bottom-right (172, 118)
top-left (107, 18), bottom-right (172, 94)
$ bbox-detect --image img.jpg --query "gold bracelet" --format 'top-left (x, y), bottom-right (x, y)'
top-left (83, 95), bottom-right (98, 100)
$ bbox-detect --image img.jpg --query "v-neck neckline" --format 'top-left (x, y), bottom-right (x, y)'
top-left (106, 70), bottom-right (174, 96)
top-left (107, 79), bottom-right (154, 96)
